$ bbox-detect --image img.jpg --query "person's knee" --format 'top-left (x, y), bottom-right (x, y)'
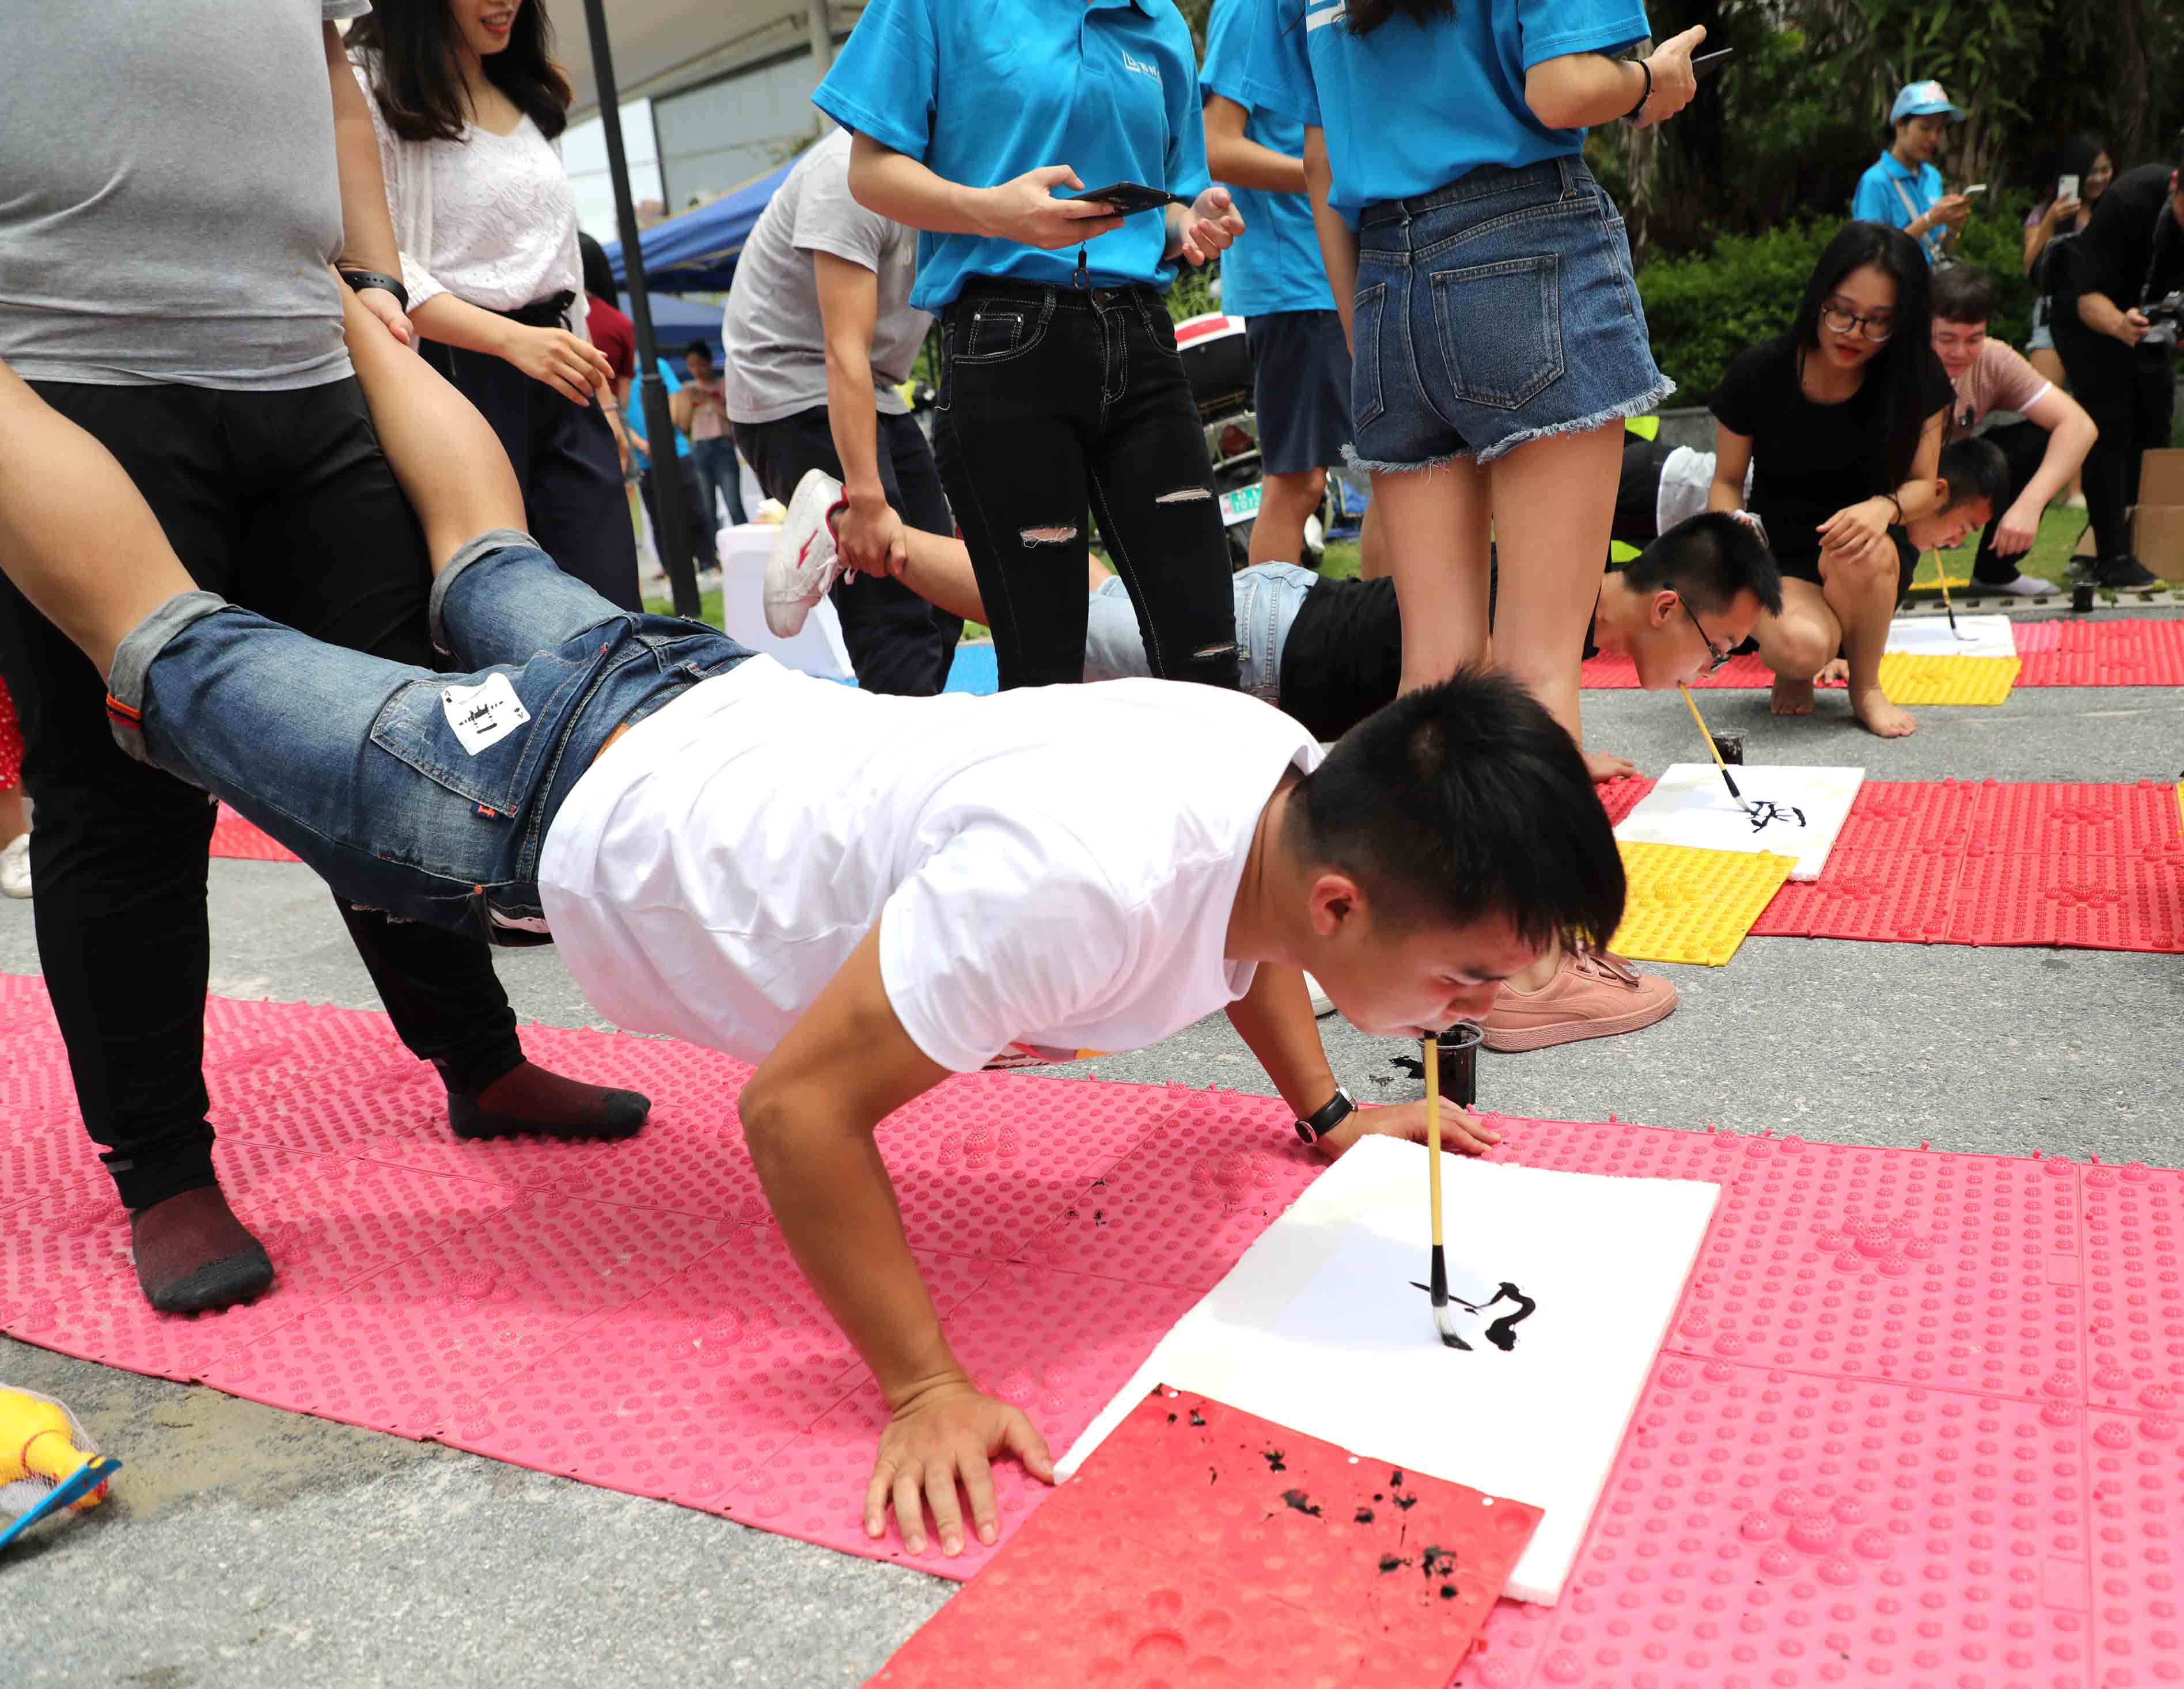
top-left (1263, 467), bottom-right (1326, 511)
top-left (1761, 617), bottom-right (1834, 677)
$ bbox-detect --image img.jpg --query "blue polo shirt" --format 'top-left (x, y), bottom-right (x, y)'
top-left (814, 0), bottom-right (1212, 311)
top-left (1243, 0), bottom-right (1648, 222)
top-left (1852, 151), bottom-right (1947, 264)
top-left (1199, 0), bottom-right (1332, 317)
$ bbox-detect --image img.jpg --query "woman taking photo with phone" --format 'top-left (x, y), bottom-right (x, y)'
top-left (2023, 135), bottom-right (2113, 412)
top-left (1708, 222), bottom-right (1952, 738)
top-left (813, 0), bottom-right (1247, 692)
top-left (350, 0), bottom-right (640, 609)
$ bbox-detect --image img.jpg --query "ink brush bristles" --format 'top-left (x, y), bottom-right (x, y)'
top-left (1679, 684), bottom-right (1748, 811)
top-left (1423, 1033), bottom-right (1460, 1348)
top-left (1933, 557), bottom-right (1965, 637)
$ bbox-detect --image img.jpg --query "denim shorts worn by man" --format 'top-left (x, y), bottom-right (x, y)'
top-left (0, 1), bottom-right (649, 1315)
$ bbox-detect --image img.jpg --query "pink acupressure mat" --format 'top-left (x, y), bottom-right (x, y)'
top-left (1579, 618), bottom-right (2184, 689)
top-left (211, 803), bottom-right (299, 863)
top-left (1594, 780), bottom-right (2184, 952)
top-left (6, 975), bottom-right (2183, 1683)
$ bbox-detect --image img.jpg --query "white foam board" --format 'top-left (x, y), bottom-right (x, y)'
top-left (1614, 762), bottom-right (1865, 881)
top-left (1056, 1138), bottom-right (1720, 1605)
top-left (1885, 613), bottom-right (2016, 660)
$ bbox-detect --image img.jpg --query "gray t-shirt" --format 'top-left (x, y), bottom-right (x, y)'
top-left (0, 0), bottom-right (370, 390)
top-left (723, 127), bottom-right (930, 425)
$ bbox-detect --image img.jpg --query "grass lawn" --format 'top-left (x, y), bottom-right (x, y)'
top-left (646, 503), bottom-right (2117, 633)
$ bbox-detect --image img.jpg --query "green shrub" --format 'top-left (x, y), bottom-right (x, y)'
top-left (1638, 193), bottom-right (2038, 406)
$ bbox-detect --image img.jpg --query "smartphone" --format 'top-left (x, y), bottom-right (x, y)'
top-left (2057, 174), bottom-right (2081, 201)
top-left (1691, 47), bottom-right (1734, 79)
top-left (1068, 182), bottom-right (1193, 216)
top-left (1962, 184), bottom-right (1989, 197)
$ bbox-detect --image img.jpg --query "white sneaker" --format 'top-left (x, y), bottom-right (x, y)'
top-left (764, 469), bottom-right (846, 637)
top-left (1988, 572), bottom-right (2057, 597)
top-left (0, 833), bottom-right (29, 899)
top-left (1303, 971), bottom-right (1335, 1017)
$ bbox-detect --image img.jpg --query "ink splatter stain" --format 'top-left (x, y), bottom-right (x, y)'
top-left (1354, 1506), bottom-right (1375, 1524)
top-left (1279, 1489), bottom-right (1322, 1517)
top-left (1377, 1554), bottom-right (1405, 1574)
top-left (1262, 1449), bottom-right (1286, 1474)
top-left (1439, 1584), bottom-right (1457, 1600)
top-left (1188, 1410), bottom-right (1205, 1427)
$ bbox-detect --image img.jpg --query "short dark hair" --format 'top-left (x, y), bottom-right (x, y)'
top-left (1931, 267), bottom-right (1999, 325)
top-left (685, 340), bottom-right (715, 363)
top-left (1937, 437), bottom-right (2009, 513)
top-left (1287, 668), bottom-right (1625, 951)
top-left (1624, 511), bottom-right (1785, 618)
top-left (578, 233), bottom-right (616, 303)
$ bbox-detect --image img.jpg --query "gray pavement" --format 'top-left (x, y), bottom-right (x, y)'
top-left (2, 635), bottom-right (2181, 1687)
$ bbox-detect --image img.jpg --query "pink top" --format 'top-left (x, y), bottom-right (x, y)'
top-left (1947, 338), bottom-right (2050, 437)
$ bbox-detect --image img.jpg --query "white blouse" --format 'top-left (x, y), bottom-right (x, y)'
top-left (352, 56), bottom-right (585, 333)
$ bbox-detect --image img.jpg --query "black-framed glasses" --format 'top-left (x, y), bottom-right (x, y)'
top-left (1819, 302), bottom-right (1895, 342)
top-left (1679, 596), bottom-right (1731, 672)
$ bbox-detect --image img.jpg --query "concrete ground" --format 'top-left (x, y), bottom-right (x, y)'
top-left (2, 617), bottom-right (2180, 1688)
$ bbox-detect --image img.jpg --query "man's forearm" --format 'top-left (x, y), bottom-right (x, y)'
top-left (2020, 414), bottom-right (2097, 512)
top-left (1223, 965), bottom-right (1339, 1121)
top-left (824, 341), bottom-right (886, 500)
top-left (325, 24), bottom-right (401, 275)
top-left (2078, 290), bottom-right (2130, 339)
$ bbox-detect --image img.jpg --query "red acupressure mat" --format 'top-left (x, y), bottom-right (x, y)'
top-left (211, 803), bottom-right (299, 863)
top-left (7, 976), bottom-right (2184, 1684)
top-left (1595, 779), bottom-right (2184, 952)
top-left (1580, 617), bottom-right (2184, 689)
top-left (868, 1388), bottom-right (1544, 1688)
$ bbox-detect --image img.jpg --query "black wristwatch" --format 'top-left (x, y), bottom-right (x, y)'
top-left (1294, 1085), bottom-right (1357, 1147)
top-left (338, 266), bottom-right (410, 313)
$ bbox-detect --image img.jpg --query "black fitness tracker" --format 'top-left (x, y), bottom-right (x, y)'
top-left (1294, 1085), bottom-right (1357, 1147)
top-left (338, 266), bottom-right (411, 313)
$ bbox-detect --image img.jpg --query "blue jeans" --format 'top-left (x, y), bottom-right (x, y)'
top-left (1349, 156), bottom-right (1671, 470)
top-left (1082, 561), bottom-right (1318, 701)
top-left (688, 434), bottom-right (746, 532)
top-left (104, 534), bottom-right (752, 946)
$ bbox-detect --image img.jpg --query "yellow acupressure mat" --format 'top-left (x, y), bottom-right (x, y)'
top-left (1873, 653), bottom-right (2022, 705)
top-left (1608, 840), bottom-right (1797, 967)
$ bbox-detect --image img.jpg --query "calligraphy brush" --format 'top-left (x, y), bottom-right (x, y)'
top-left (1423, 1033), bottom-right (1461, 1348)
top-left (1932, 552), bottom-right (1966, 637)
top-left (1679, 684), bottom-right (1750, 813)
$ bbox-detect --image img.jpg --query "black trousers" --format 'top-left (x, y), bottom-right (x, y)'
top-left (931, 280), bottom-right (1240, 692)
top-left (734, 406), bottom-right (962, 696)
top-left (0, 379), bottom-right (525, 1212)
top-left (422, 338), bottom-right (642, 611)
top-left (637, 456), bottom-right (712, 584)
top-left (1969, 419), bottom-right (2054, 585)
top-left (2054, 327), bottom-right (2175, 559)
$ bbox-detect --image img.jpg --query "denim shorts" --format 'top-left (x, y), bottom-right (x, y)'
top-left (1349, 155), bottom-right (1673, 470)
top-left (1082, 561), bottom-right (1318, 700)
top-left (104, 534), bottom-right (752, 946)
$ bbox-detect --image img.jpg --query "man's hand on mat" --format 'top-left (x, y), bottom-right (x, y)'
top-left (1173, 188), bottom-right (1246, 268)
top-left (1584, 747), bottom-right (1642, 782)
top-left (1318, 1099), bottom-right (1502, 1160)
top-left (353, 284), bottom-right (415, 348)
top-left (869, 1375), bottom-right (1056, 1557)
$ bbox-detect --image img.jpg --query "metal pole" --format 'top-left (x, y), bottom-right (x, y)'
top-left (582, 0), bottom-right (700, 617)
top-left (807, 0), bottom-right (835, 78)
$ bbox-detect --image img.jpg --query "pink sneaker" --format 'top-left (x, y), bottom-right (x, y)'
top-left (1481, 947), bottom-right (1677, 1052)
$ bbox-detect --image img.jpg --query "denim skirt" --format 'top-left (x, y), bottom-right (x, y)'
top-left (1349, 154), bottom-right (1672, 470)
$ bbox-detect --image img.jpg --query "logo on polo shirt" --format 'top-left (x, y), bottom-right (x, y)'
top-left (1306, 1), bottom-right (1347, 30)
top-left (1121, 50), bottom-right (1161, 83)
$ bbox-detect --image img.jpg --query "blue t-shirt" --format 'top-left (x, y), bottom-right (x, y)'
top-left (1851, 153), bottom-right (1946, 264)
top-left (1199, 0), bottom-right (1333, 317)
top-left (625, 359), bottom-right (689, 459)
top-left (814, 0), bottom-right (1212, 311)
top-left (1244, 0), bottom-right (1649, 221)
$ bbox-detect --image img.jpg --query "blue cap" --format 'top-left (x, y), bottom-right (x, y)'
top-left (1890, 81), bottom-right (1967, 124)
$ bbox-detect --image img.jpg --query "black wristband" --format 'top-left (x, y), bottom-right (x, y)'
top-left (338, 267), bottom-right (410, 313)
top-left (1294, 1085), bottom-right (1356, 1147)
top-left (1623, 56), bottom-right (1653, 123)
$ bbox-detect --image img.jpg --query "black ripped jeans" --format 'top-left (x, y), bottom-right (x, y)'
top-left (931, 279), bottom-right (1239, 691)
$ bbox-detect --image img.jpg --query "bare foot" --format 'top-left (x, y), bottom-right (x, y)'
top-left (1850, 685), bottom-right (1917, 738)
top-left (1584, 747), bottom-right (1641, 782)
top-left (1769, 674), bottom-right (1815, 716)
top-left (1815, 658), bottom-right (1849, 686)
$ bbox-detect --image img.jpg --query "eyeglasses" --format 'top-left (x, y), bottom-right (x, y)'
top-left (1679, 596), bottom-right (1731, 673)
top-left (1820, 302), bottom-right (1895, 342)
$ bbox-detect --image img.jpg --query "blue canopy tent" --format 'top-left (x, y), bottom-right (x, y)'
top-left (603, 162), bottom-right (794, 294)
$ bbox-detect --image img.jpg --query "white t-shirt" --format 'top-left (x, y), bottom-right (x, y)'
top-left (537, 659), bottom-right (1321, 1072)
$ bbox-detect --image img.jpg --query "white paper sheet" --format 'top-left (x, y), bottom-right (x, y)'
top-left (1056, 1138), bottom-right (1720, 1605)
top-left (1614, 761), bottom-right (1864, 880)
top-left (1885, 613), bottom-right (2016, 660)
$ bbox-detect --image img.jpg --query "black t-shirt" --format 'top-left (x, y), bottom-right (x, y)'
top-left (2068, 163), bottom-right (2184, 314)
top-left (1709, 335), bottom-right (1952, 563)
top-left (1277, 574), bottom-right (1402, 741)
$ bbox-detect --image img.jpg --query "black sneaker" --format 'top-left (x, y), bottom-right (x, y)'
top-left (2090, 554), bottom-right (2159, 589)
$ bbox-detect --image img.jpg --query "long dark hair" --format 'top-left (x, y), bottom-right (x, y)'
top-left (1344, 0), bottom-right (1454, 37)
top-left (2054, 132), bottom-right (2110, 205)
top-left (1790, 222), bottom-right (1936, 491)
top-left (348, 1), bottom-right (572, 143)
